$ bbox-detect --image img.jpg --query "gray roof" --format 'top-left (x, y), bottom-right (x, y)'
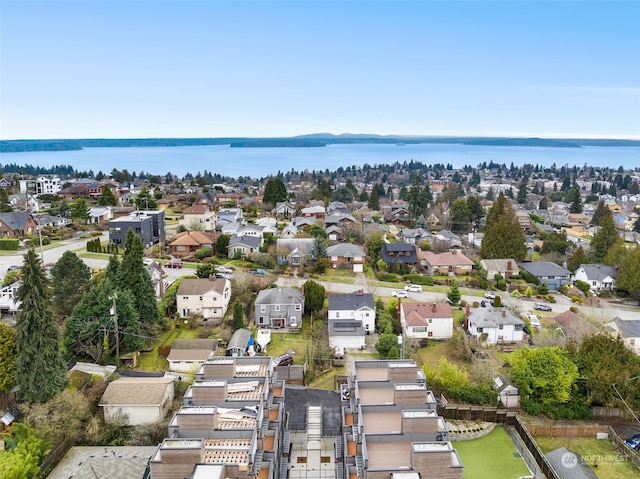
top-left (545, 448), bottom-right (599, 479)
top-left (228, 235), bottom-right (262, 249)
top-left (613, 317), bottom-right (640, 338)
top-left (328, 291), bottom-right (374, 311)
top-left (519, 261), bottom-right (570, 277)
top-left (326, 243), bottom-right (365, 258)
top-left (381, 243), bottom-right (419, 264)
top-left (255, 287), bottom-right (304, 306)
top-left (577, 263), bottom-right (617, 280)
top-left (276, 238), bottom-right (314, 254)
top-left (227, 328), bottom-right (252, 351)
top-left (481, 259), bottom-right (519, 272)
top-left (47, 446), bottom-right (158, 479)
top-left (329, 319), bottom-right (365, 336)
top-left (177, 278), bottom-right (228, 296)
top-left (171, 339), bottom-right (218, 351)
top-left (468, 308), bottom-right (525, 328)
top-left (0, 211), bottom-right (33, 230)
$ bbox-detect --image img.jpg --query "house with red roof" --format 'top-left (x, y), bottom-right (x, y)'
top-left (421, 250), bottom-right (474, 276)
top-left (400, 301), bottom-right (453, 340)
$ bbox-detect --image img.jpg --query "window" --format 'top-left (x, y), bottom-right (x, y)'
top-left (295, 304), bottom-right (301, 311)
top-left (477, 327), bottom-right (483, 333)
top-left (335, 312), bottom-right (339, 318)
top-left (261, 305), bottom-right (266, 313)
top-left (275, 305), bottom-right (280, 311)
top-left (199, 296), bottom-right (203, 301)
top-left (499, 325), bottom-right (503, 330)
top-left (428, 332), bottom-right (433, 337)
top-left (414, 326), bottom-right (427, 333)
top-left (428, 319), bottom-right (432, 324)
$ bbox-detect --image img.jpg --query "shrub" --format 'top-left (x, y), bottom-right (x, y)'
top-left (0, 238), bottom-right (20, 250)
top-left (569, 306), bottom-right (579, 313)
top-left (195, 247), bottom-right (213, 259)
top-left (403, 274), bottom-right (434, 286)
top-left (496, 279), bottom-right (507, 291)
top-left (574, 280), bottom-right (591, 295)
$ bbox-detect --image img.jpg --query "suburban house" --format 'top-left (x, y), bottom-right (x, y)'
top-left (216, 208), bottom-right (243, 230)
top-left (235, 224), bottom-right (273, 239)
top-left (327, 201), bottom-right (351, 216)
top-left (108, 210), bottom-right (165, 247)
top-left (573, 264), bottom-right (617, 292)
top-left (34, 212), bottom-right (72, 228)
top-left (88, 206), bottom-right (113, 225)
top-left (0, 212), bottom-right (39, 238)
top-left (400, 228), bottom-right (434, 245)
top-left (326, 243), bottom-right (366, 272)
top-left (272, 201), bottom-right (296, 218)
top-left (19, 175), bottom-right (61, 195)
top-left (179, 204), bottom-right (216, 232)
top-left (228, 235), bottom-right (262, 259)
top-left (380, 243), bottom-right (420, 268)
top-left (167, 339), bottom-right (218, 373)
top-left (176, 278), bottom-right (231, 320)
top-left (328, 317), bottom-right (366, 350)
top-left (328, 291), bottom-right (375, 334)
top-left (169, 231), bottom-right (217, 257)
top-left (99, 377), bottom-right (175, 426)
top-left (144, 259), bottom-right (166, 298)
top-left (254, 287), bottom-right (304, 330)
top-left (421, 250), bottom-right (474, 276)
top-left (480, 259), bottom-right (520, 281)
top-left (400, 301), bottom-right (453, 340)
top-left (553, 310), bottom-right (599, 343)
top-left (519, 261), bottom-right (570, 291)
top-left (325, 225), bottom-right (342, 241)
top-left (465, 307), bottom-right (525, 345)
top-left (605, 317), bottom-right (640, 355)
top-left (384, 204), bottom-right (411, 224)
top-left (325, 214), bottom-right (357, 228)
top-left (280, 224), bottom-right (298, 239)
top-left (275, 238), bottom-right (314, 266)
top-left (515, 210), bottom-right (534, 232)
top-left (494, 375), bottom-right (520, 408)
top-left (301, 205), bottom-right (325, 218)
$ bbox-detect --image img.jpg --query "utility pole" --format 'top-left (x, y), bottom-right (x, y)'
top-left (110, 294), bottom-right (120, 367)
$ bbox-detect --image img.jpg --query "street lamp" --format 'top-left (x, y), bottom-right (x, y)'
top-left (613, 376), bottom-right (640, 424)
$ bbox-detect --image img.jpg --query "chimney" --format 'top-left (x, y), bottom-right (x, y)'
top-left (507, 260), bottom-right (512, 271)
top-left (464, 304), bottom-right (470, 331)
top-left (502, 310), bottom-right (506, 318)
top-left (397, 297), bottom-right (401, 320)
top-left (432, 303), bottom-right (437, 314)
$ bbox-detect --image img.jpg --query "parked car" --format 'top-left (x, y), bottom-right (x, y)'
top-left (404, 284), bottom-right (423, 293)
top-left (165, 260), bottom-right (183, 269)
top-left (215, 273), bottom-right (231, 279)
top-left (215, 266), bottom-right (234, 274)
top-left (250, 268), bottom-right (267, 275)
top-left (533, 302), bottom-right (552, 312)
top-left (7, 265), bottom-right (21, 272)
top-left (391, 290), bottom-right (409, 298)
top-left (485, 291), bottom-right (496, 300)
top-left (625, 434), bottom-right (640, 450)
top-left (273, 353), bottom-right (293, 367)
top-left (525, 314), bottom-right (542, 330)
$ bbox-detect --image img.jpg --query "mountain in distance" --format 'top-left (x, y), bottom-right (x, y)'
top-left (1, 134), bottom-right (639, 153)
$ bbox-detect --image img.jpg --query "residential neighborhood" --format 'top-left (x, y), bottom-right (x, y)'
top-left (1, 160), bottom-right (640, 479)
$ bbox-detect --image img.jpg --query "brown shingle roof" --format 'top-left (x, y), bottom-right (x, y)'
top-left (422, 251), bottom-right (474, 267)
top-left (402, 302), bottom-right (453, 327)
top-left (170, 231), bottom-right (216, 247)
top-left (183, 204), bottom-right (210, 214)
top-left (99, 377), bottom-right (174, 406)
top-left (167, 349), bottom-right (214, 361)
top-left (171, 339), bottom-right (218, 351)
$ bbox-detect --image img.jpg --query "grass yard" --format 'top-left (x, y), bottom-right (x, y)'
top-left (453, 427), bottom-right (531, 479)
top-left (534, 436), bottom-right (640, 479)
top-left (136, 326), bottom-right (202, 372)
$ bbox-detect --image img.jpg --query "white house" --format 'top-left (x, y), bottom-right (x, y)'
top-left (179, 204), bottom-right (216, 232)
top-left (328, 291), bottom-right (376, 334)
top-left (466, 307), bottom-right (525, 345)
top-left (176, 278), bottom-right (231, 320)
top-left (494, 375), bottom-right (520, 408)
top-left (167, 339), bottom-right (218, 373)
top-left (99, 377), bottom-right (175, 426)
top-left (480, 259), bottom-right (519, 281)
top-left (574, 264), bottom-right (617, 292)
top-left (400, 301), bottom-right (453, 340)
top-left (606, 317), bottom-right (640, 355)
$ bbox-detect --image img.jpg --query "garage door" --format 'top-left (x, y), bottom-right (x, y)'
top-left (353, 264), bottom-right (363, 273)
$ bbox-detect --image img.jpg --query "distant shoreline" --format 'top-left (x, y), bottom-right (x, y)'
top-left (2, 135), bottom-right (639, 153)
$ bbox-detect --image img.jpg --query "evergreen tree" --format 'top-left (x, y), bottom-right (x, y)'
top-left (368, 185), bottom-right (380, 210)
top-left (567, 187), bottom-right (583, 213)
top-left (590, 211), bottom-right (622, 264)
top-left (233, 300), bottom-right (244, 329)
top-left (215, 234), bottom-right (230, 258)
top-left (0, 323), bottom-right (16, 397)
top-left (15, 249), bottom-right (67, 403)
top-left (517, 177), bottom-right (529, 204)
top-left (450, 198), bottom-right (470, 233)
top-left (0, 189), bottom-right (13, 212)
top-left (309, 236), bottom-right (328, 262)
top-left (359, 190), bottom-right (369, 202)
top-left (590, 200), bottom-right (609, 226)
top-left (119, 230), bottom-right (160, 326)
top-left (50, 251), bottom-right (92, 319)
top-left (616, 246), bottom-right (640, 304)
top-left (304, 280), bottom-right (325, 314)
top-left (480, 193), bottom-right (527, 261)
top-left (134, 186), bottom-right (158, 210)
top-left (566, 246), bottom-right (589, 272)
top-left (97, 185), bottom-right (118, 206)
top-left (539, 196), bottom-right (549, 210)
top-left (262, 177), bottom-right (288, 206)
top-left (70, 198), bottom-right (90, 223)
top-left (447, 281), bottom-right (461, 305)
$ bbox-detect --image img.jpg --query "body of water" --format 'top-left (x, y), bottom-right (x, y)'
top-left (1, 143), bottom-right (638, 178)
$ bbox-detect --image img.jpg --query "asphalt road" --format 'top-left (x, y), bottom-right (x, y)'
top-left (2, 238), bottom-right (638, 320)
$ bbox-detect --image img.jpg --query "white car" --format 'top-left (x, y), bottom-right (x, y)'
top-left (215, 266), bottom-right (234, 274)
top-left (404, 284), bottom-right (423, 293)
top-left (526, 314), bottom-right (541, 330)
top-left (391, 290), bottom-right (409, 298)
top-left (485, 291), bottom-right (496, 300)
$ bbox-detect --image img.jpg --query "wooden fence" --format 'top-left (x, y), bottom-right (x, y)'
top-left (513, 416), bottom-right (562, 479)
top-left (438, 405), bottom-right (517, 425)
top-left (526, 423), bottom-right (610, 437)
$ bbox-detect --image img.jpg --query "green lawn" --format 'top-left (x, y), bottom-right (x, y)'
top-left (136, 326), bottom-right (201, 371)
top-left (453, 427), bottom-right (531, 479)
top-left (534, 436), bottom-right (640, 479)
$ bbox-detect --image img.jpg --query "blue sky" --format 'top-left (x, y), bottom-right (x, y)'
top-left (1, 1), bottom-right (638, 140)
